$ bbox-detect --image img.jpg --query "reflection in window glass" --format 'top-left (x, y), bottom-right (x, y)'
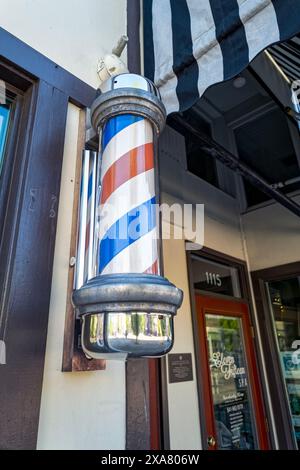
top-left (0, 88), bottom-right (16, 244)
top-left (167, 111), bottom-right (219, 188)
top-left (0, 88), bottom-right (14, 178)
top-left (267, 277), bottom-right (300, 449)
top-left (206, 315), bottom-right (258, 449)
top-left (0, 104), bottom-right (10, 175)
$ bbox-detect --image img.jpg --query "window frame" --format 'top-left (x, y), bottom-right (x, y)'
top-left (0, 82), bottom-right (24, 243)
top-left (252, 262), bottom-right (300, 449)
top-left (229, 93), bottom-right (300, 213)
top-left (167, 110), bottom-right (221, 191)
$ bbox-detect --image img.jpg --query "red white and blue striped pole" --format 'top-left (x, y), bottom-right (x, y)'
top-left (97, 112), bottom-right (159, 276)
top-left (73, 73), bottom-right (182, 359)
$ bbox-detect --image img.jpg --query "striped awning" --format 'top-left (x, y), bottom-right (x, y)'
top-left (143, 0), bottom-right (300, 114)
top-left (268, 34), bottom-right (300, 82)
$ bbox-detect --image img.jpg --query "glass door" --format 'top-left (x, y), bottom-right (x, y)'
top-left (195, 295), bottom-right (268, 450)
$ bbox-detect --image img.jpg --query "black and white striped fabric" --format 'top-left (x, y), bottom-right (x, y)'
top-left (144, 0), bottom-right (300, 114)
top-left (269, 34), bottom-right (300, 82)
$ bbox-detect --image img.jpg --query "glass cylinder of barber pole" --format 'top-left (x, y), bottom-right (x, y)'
top-left (72, 73), bottom-right (183, 359)
top-left (95, 79), bottom-right (160, 278)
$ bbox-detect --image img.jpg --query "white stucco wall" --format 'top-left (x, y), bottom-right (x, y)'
top-left (37, 103), bottom-right (126, 450)
top-left (161, 188), bottom-right (247, 450)
top-left (0, 0), bottom-right (127, 88)
top-left (163, 235), bottom-right (202, 450)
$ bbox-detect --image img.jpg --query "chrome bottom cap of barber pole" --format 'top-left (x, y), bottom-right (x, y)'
top-left (72, 274), bottom-right (183, 359)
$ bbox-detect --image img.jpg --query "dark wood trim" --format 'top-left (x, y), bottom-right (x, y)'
top-left (0, 79), bottom-right (37, 349)
top-left (126, 358), bottom-right (151, 450)
top-left (0, 76), bottom-right (68, 449)
top-left (0, 59), bottom-right (33, 93)
top-left (61, 110), bottom-right (105, 373)
top-left (251, 262), bottom-right (300, 449)
top-left (195, 295), bottom-right (218, 449)
top-left (0, 27), bottom-right (96, 108)
top-left (252, 262), bottom-right (300, 282)
top-left (190, 245), bottom-right (252, 302)
top-left (159, 356), bottom-right (171, 450)
top-left (149, 359), bottom-right (161, 450)
top-left (127, 0), bottom-right (141, 74)
top-left (126, 357), bottom-right (165, 450)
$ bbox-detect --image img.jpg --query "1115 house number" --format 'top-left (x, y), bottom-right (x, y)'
top-left (205, 272), bottom-right (222, 287)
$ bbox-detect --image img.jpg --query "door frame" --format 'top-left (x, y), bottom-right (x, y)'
top-left (187, 246), bottom-right (270, 449)
top-left (195, 294), bottom-right (268, 449)
top-left (251, 262), bottom-right (300, 449)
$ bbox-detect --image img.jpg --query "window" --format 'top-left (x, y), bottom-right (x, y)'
top-left (235, 107), bottom-right (300, 207)
top-left (191, 255), bottom-right (241, 298)
top-left (168, 109), bottom-right (219, 188)
top-left (0, 84), bottom-right (19, 240)
top-left (266, 277), bottom-right (300, 449)
top-left (0, 104), bottom-right (10, 170)
top-left (0, 89), bottom-right (14, 176)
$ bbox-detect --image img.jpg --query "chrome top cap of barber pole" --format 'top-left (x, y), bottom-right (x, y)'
top-left (100, 73), bottom-right (159, 95)
top-left (72, 274), bottom-right (183, 360)
top-left (90, 73), bottom-right (166, 135)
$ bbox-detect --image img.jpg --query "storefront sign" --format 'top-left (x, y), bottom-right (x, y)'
top-left (168, 353), bottom-right (193, 383)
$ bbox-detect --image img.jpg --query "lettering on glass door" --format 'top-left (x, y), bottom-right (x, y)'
top-left (206, 314), bottom-right (258, 449)
top-left (210, 352), bottom-right (246, 382)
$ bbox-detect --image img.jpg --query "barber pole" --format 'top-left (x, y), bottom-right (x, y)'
top-left (72, 73), bottom-right (183, 359)
top-left (97, 112), bottom-right (159, 276)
